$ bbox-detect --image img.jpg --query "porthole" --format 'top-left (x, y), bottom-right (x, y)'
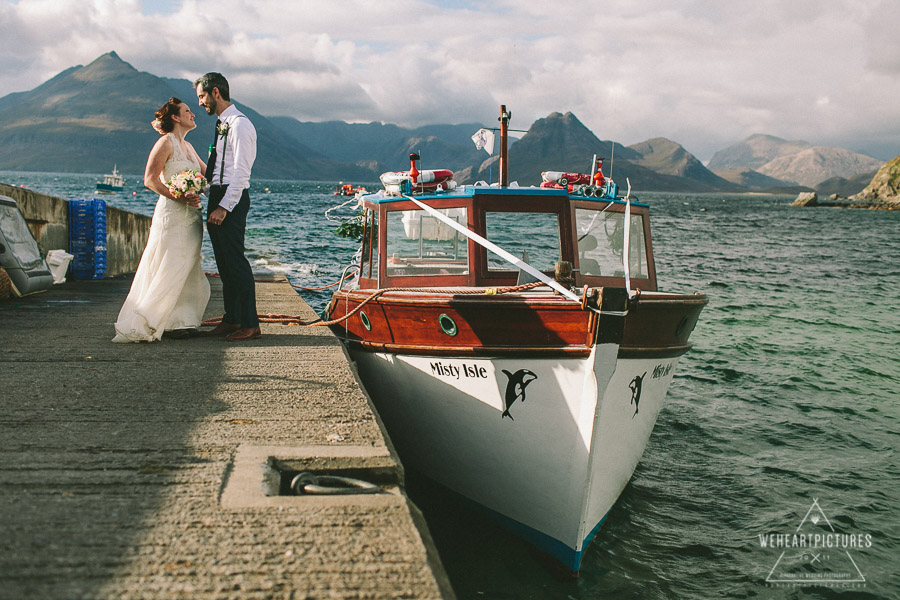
top-left (360, 311), bottom-right (372, 331)
top-left (438, 314), bottom-right (458, 337)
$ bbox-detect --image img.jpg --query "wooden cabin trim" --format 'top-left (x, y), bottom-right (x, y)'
top-left (374, 196), bottom-right (476, 289)
top-left (346, 341), bottom-right (594, 358)
top-left (327, 288), bottom-right (707, 360)
top-left (342, 340), bottom-right (695, 360)
top-left (471, 193), bottom-right (575, 287)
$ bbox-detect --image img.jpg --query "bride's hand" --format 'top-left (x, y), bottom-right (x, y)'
top-left (183, 192), bottom-right (201, 208)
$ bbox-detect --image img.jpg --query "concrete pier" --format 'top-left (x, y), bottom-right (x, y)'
top-left (0, 275), bottom-right (452, 599)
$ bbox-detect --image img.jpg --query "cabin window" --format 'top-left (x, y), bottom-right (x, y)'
top-left (575, 208), bottom-right (648, 278)
top-left (385, 208), bottom-right (469, 277)
top-left (361, 208), bottom-right (378, 280)
top-left (485, 212), bottom-right (561, 272)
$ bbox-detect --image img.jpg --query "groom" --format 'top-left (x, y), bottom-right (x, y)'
top-left (195, 72), bottom-right (261, 341)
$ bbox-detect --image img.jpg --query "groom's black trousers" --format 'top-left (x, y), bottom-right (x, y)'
top-left (207, 186), bottom-right (258, 328)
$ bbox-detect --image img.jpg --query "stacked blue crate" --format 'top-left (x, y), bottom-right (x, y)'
top-left (68, 199), bottom-right (107, 279)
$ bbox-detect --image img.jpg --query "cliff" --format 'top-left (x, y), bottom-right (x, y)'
top-left (850, 155), bottom-right (900, 204)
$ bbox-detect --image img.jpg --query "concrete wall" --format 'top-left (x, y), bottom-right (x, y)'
top-left (105, 204), bottom-right (152, 278)
top-left (0, 182), bottom-right (151, 277)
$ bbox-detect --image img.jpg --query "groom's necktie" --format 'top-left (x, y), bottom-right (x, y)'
top-left (206, 120), bottom-right (220, 184)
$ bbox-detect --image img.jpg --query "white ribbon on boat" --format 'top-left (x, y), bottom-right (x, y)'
top-left (403, 195), bottom-right (584, 304)
top-left (623, 178), bottom-right (632, 295)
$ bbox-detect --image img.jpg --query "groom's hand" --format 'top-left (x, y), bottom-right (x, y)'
top-left (208, 206), bottom-right (228, 226)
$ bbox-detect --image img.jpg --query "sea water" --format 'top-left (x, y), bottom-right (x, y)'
top-left (4, 171), bottom-right (898, 599)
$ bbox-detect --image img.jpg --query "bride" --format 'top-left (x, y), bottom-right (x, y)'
top-left (112, 98), bottom-right (211, 342)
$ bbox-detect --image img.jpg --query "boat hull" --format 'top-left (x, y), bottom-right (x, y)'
top-left (349, 344), bottom-right (682, 571)
top-left (327, 288), bottom-right (705, 570)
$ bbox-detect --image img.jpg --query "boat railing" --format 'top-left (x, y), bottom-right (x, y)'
top-left (337, 263), bottom-right (360, 291)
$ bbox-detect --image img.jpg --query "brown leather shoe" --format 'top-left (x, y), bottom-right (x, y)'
top-left (199, 322), bottom-right (241, 337)
top-left (226, 326), bottom-right (262, 341)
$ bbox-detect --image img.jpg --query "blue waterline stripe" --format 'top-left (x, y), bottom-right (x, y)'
top-left (475, 501), bottom-right (611, 572)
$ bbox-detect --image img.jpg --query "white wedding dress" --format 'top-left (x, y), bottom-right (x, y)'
top-left (112, 133), bottom-right (211, 342)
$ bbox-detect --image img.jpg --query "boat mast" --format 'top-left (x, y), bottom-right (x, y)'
top-left (499, 105), bottom-right (510, 187)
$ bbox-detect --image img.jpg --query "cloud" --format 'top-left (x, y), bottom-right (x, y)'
top-left (1, 0), bottom-right (898, 160)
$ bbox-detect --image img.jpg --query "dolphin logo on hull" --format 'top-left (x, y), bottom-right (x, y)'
top-left (629, 372), bottom-right (646, 418)
top-left (501, 369), bottom-right (537, 420)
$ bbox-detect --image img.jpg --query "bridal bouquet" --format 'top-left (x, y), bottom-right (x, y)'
top-left (166, 169), bottom-right (207, 200)
top-left (166, 169), bottom-right (207, 216)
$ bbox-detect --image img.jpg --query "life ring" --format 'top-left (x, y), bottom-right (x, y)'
top-left (381, 169), bottom-right (454, 192)
top-left (541, 171), bottom-right (591, 186)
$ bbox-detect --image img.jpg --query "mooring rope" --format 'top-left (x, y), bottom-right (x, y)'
top-left (207, 271), bottom-right (343, 291)
top-left (199, 280), bottom-right (551, 329)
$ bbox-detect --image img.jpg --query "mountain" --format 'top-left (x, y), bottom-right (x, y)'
top-left (473, 112), bottom-right (735, 192)
top-left (0, 51), bottom-right (876, 193)
top-left (628, 138), bottom-right (741, 192)
top-left (708, 134), bottom-right (883, 188)
top-left (470, 111), bottom-right (630, 186)
top-left (0, 52), bottom-right (372, 180)
top-left (815, 170), bottom-right (879, 197)
top-left (273, 112), bottom-right (737, 192)
top-left (0, 52), bottom-right (181, 174)
top-left (756, 147), bottom-right (884, 187)
top-left (711, 167), bottom-right (801, 191)
top-left (269, 118), bottom-right (489, 175)
top-left (708, 134), bottom-right (812, 170)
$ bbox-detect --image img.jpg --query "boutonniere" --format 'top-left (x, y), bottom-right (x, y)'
top-left (216, 121), bottom-right (231, 136)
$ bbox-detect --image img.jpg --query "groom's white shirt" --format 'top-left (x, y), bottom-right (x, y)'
top-left (214, 104), bottom-right (257, 212)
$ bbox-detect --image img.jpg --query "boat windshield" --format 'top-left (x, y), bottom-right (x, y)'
top-left (485, 211), bottom-right (561, 272)
top-left (575, 208), bottom-right (648, 278)
top-left (385, 208), bottom-right (469, 277)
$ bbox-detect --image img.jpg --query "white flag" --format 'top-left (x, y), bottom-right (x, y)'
top-left (471, 128), bottom-right (495, 155)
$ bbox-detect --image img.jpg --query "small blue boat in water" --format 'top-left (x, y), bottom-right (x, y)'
top-left (95, 165), bottom-right (124, 193)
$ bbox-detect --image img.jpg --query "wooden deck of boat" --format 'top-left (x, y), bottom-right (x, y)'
top-left (0, 274), bottom-right (452, 599)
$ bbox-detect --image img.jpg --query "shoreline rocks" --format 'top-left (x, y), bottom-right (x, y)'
top-left (791, 192), bottom-right (818, 206)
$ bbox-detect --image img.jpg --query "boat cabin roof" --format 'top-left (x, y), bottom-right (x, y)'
top-left (362, 184), bottom-right (649, 207)
top-left (354, 185), bottom-right (657, 292)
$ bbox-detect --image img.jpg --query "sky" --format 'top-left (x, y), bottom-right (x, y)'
top-left (1, 0), bottom-right (899, 162)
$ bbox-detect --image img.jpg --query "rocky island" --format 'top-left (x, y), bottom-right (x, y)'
top-left (793, 154), bottom-right (900, 210)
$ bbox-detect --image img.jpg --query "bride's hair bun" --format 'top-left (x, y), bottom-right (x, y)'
top-left (152, 97), bottom-right (183, 134)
